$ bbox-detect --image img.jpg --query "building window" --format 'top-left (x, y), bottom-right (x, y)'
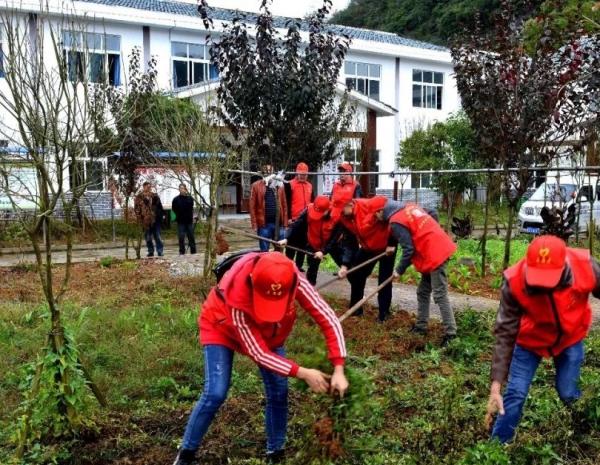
top-left (171, 41), bottom-right (218, 89)
top-left (344, 61), bottom-right (381, 100)
top-left (62, 31), bottom-right (121, 85)
top-left (412, 69), bottom-right (443, 109)
top-left (69, 158), bottom-right (105, 191)
top-left (411, 173), bottom-right (434, 189)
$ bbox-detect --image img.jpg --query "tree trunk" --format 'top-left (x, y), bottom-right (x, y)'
top-left (503, 204), bottom-right (516, 270)
top-left (124, 197), bottom-right (130, 260)
top-left (445, 191), bottom-right (455, 233)
top-left (481, 175), bottom-right (492, 277)
top-left (203, 165), bottom-right (221, 280)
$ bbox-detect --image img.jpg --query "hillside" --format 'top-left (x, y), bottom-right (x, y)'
top-left (331, 0), bottom-right (542, 45)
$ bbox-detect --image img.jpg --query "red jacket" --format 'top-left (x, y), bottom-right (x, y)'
top-left (340, 198), bottom-right (390, 253)
top-left (250, 180), bottom-right (288, 230)
top-left (505, 248), bottom-right (595, 358)
top-left (388, 203), bottom-right (456, 273)
top-left (289, 179), bottom-right (313, 220)
top-left (307, 207), bottom-right (340, 252)
top-left (199, 253), bottom-right (347, 377)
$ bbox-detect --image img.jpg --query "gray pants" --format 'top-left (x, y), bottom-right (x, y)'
top-left (415, 262), bottom-right (457, 336)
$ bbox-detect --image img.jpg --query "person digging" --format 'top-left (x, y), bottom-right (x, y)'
top-left (486, 235), bottom-right (600, 443)
top-left (173, 252), bottom-right (349, 465)
top-left (278, 195), bottom-right (342, 285)
top-left (375, 200), bottom-right (458, 345)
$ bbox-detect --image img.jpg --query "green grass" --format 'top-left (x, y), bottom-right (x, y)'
top-left (1, 265), bottom-right (600, 465)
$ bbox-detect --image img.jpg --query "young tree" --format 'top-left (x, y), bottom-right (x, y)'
top-left (198, 0), bottom-right (354, 171)
top-left (101, 47), bottom-right (160, 259)
top-left (0, 13), bottom-right (107, 458)
top-left (398, 112), bottom-right (481, 232)
top-left (148, 94), bottom-right (237, 278)
top-left (452, 0), bottom-right (600, 268)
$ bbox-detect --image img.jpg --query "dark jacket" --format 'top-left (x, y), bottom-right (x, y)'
top-left (285, 208), bottom-right (342, 256)
top-left (172, 194), bottom-right (195, 225)
top-left (382, 200), bottom-right (438, 275)
top-left (491, 258), bottom-right (600, 383)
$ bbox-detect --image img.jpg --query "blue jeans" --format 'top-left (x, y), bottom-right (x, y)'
top-left (257, 224), bottom-right (286, 252)
top-left (145, 222), bottom-right (163, 256)
top-left (181, 345), bottom-right (288, 453)
top-left (491, 342), bottom-right (584, 443)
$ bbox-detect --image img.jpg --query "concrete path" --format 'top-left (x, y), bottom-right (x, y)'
top-left (316, 273), bottom-right (600, 324)
top-left (315, 273), bottom-right (499, 317)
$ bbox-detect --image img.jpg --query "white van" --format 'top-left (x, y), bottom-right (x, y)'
top-left (518, 174), bottom-right (600, 234)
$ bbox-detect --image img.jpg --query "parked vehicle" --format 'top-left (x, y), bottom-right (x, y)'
top-left (518, 174), bottom-right (600, 234)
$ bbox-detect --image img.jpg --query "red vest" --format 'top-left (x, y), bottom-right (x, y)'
top-left (331, 180), bottom-right (358, 211)
top-left (388, 203), bottom-right (456, 273)
top-left (307, 208), bottom-right (340, 252)
top-left (340, 198), bottom-right (390, 253)
top-left (290, 179), bottom-right (313, 220)
top-left (200, 253), bottom-right (297, 351)
top-left (505, 248), bottom-right (595, 358)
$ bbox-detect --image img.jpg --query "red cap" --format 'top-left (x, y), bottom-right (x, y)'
top-left (338, 162), bottom-right (353, 173)
top-left (308, 195), bottom-right (331, 221)
top-left (296, 162), bottom-right (309, 173)
top-left (525, 235), bottom-right (567, 288)
top-left (251, 253), bottom-right (298, 322)
top-left (367, 196), bottom-right (387, 213)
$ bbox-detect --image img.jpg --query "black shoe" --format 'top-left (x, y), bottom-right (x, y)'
top-left (409, 325), bottom-right (427, 335)
top-left (158, 252), bottom-right (164, 257)
top-left (298, 268), bottom-right (306, 273)
top-left (266, 450), bottom-right (285, 464)
top-left (147, 253), bottom-right (154, 257)
top-left (173, 449), bottom-right (196, 465)
top-left (377, 313), bottom-right (390, 324)
top-left (351, 310), bottom-right (364, 317)
top-left (441, 334), bottom-right (457, 347)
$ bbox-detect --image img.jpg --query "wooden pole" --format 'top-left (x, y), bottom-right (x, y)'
top-left (339, 275), bottom-right (395, 322)
top-left (220, 226), bottom-right (315, 257)
top-left (316, 251), bottom-right (388, 291)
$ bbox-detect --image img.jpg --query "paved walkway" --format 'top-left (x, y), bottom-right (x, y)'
top-left (316, 273), bottom-right (600, 324)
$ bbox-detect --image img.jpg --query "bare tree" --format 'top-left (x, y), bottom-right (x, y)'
top-left (0, 10), bottom-right (109, 457)
top-left (149, 92), bottom-right (236, 278)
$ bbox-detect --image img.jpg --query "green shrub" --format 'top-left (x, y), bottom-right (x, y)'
top-left (459, 441), bottom-right (511, 465)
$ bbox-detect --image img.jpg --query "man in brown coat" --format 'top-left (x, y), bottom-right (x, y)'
top-left (250, 166), bottom-right (288, 252)
top-left (134, 181), bottom-right (164, 257)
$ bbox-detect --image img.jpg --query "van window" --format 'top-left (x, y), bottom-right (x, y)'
top-left (577, 185), bottom-right (593, 202)
top-left (529, 183), bottom-right (576, 203)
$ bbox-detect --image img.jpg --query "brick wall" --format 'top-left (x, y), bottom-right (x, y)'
top-left (54, 192), bottom-right (115, 220)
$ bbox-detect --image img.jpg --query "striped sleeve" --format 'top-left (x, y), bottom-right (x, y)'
top-left (231, 309), bottom-right (300, 377)
top-left (296, 274), bottom-right (347, 366)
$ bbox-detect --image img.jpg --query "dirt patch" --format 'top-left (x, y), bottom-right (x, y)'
top-left (335, 301), bottom-right (445, 360)
top-left (0, 260), bottom-right (207, 309)
top-left (313, 416), bottom-right (344, 459)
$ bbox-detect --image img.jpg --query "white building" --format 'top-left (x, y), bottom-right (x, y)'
top-left (0, 0), bottom-right (461, 216)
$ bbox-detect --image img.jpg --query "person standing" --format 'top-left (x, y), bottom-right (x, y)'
top-left (338, 196), bottom-right (397, 322)
top-left (279, 195), bottom-right (341, 285)
top-left (330, 162), bottom-right (362, 214)
top-left (250, 166), bottom-right (288, 252)
top-left (172, 184), bottom-right (197, 255)
top-left (173, 252), bottom-right (348, 465)
top-left (486, 235), bottom-right (600, 443)
top-left (284, 162), bottom-right (313, 271)
top-left (377, 200), bottom-right (457, 344)
top-left (134, 181), bottom-right (164, 257)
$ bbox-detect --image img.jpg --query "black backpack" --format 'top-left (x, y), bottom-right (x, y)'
top-left (213, 249), bottom-right (261, 283)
